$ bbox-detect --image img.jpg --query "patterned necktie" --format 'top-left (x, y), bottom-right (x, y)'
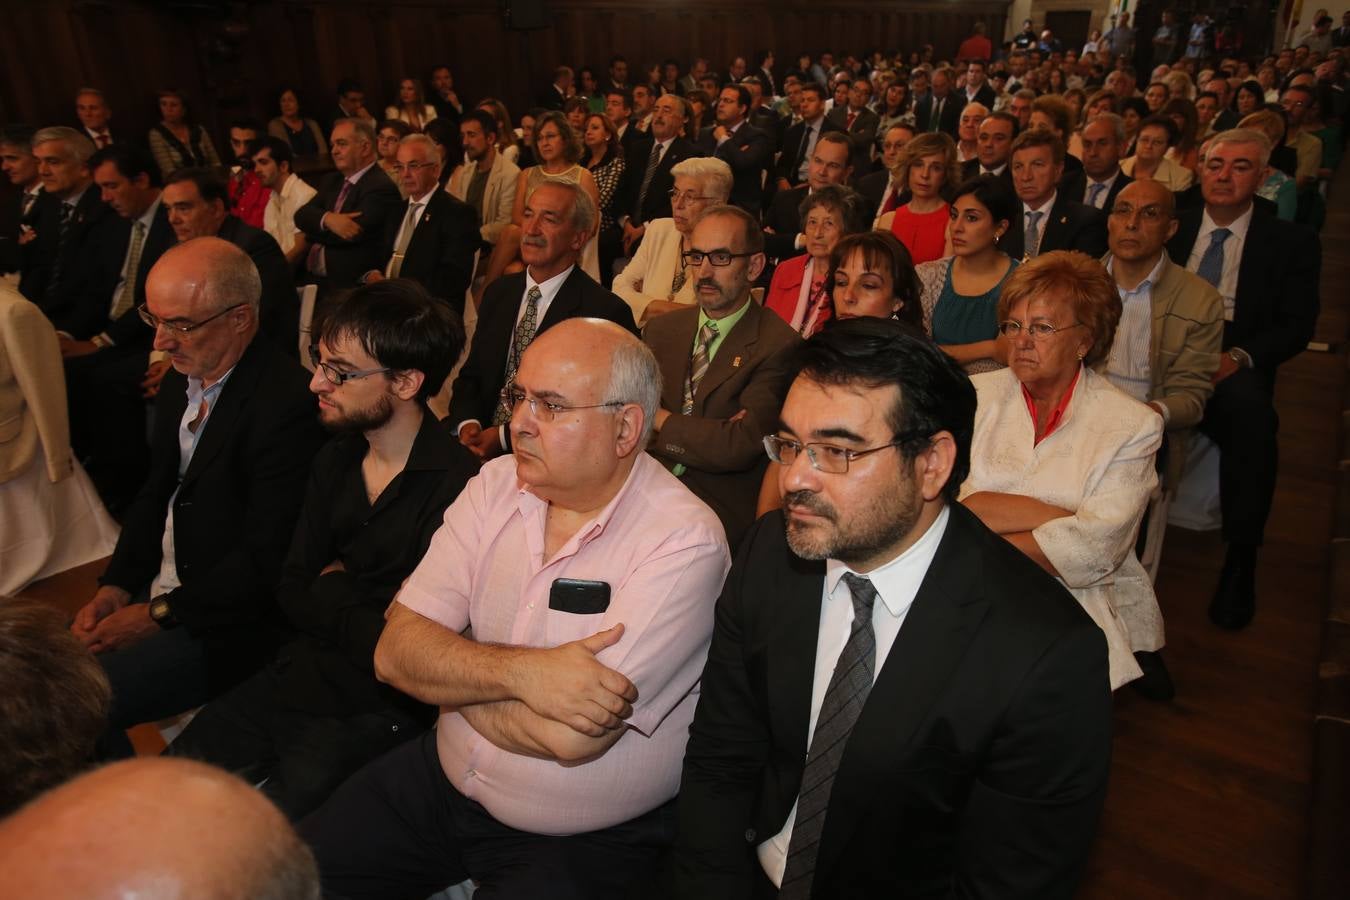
top-left (670, 257), bottom-right (688, 299)
top-left (1086, 182), bottom-right (1107, 209)
top-left (112, 220), bottom-right (146, 320)
top-left (637, 141), bottom-right (663, 215)
top-left (1196, 227), bottom-right (1231, 288)
top-left (493, 286), bottom-right (542, 424)
top-left (307, 178), bottom-right (354, 275)
top-left (1024, 209), bottom-right (1045, 259)
top-left (386, 201), bottom-right (423, 278)
top-left (779, 573), bottom-right (879, 899)
top-left (930, 98), bottom-right (943, 132)
top-left (682, 321), bottom-right (718, 415)
top-left (46, 201), bottom-right (78, 302)
top-left (800, 277), bottom-right (828, 337)
top-left (21, 190), bottom-right (38, 219)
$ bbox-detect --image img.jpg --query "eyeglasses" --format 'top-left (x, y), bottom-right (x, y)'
top-left (667, 189), bottom-right (715, 206)
top-left (501, 384), bottom-right (625, 423)
top-left (997, 320), bottom-right (1085, 340)
top-left (681, 249), bottom-right (758, 268)
top-left (1109, 203), bottom-right (1169, 222)
top-left (138, 303), bottom-right (245, 336)
top-left (308, 345), bottom-right (393, 385)
top-left (764, 432), bottom-right (926, 474)
top-left (390, 161), bottom-right (437, 173)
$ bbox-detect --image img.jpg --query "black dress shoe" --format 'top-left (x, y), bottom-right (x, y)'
top-left (1208, 550), bottom-right (1256, 630)
top-left (1129, 651), bottom-right (1175, 701)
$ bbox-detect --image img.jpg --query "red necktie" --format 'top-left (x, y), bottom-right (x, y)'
top-left (845, 111), bottom-right (857, 130)
top-left (882, 185), bottom-right (902, 215)
top-left (95, 133), bottom-right (111, 148)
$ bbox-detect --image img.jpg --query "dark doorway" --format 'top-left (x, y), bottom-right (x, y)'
top-left (1045, 10), bottom-right (1093, 52)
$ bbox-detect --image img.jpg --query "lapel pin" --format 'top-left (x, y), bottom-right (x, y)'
top-left (732, 356), bottom-right (742, 367)
top-left (1060, 215), bottom-right (1068, 224)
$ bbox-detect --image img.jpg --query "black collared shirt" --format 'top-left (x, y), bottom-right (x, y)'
top-left (275, 408), bottom-right (479, 718)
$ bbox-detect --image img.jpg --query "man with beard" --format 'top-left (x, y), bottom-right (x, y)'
top-left (672, 318), bottom-right (1112, 898)
top-left (166, 278), bottom-right (478, 820)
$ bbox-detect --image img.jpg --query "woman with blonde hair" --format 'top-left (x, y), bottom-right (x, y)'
top-left (385, 77), bottom-right (437, 132)
top-left (476, 98), bottom-right (520, 165)
top-left (876, 132), bottom-right (959, 265)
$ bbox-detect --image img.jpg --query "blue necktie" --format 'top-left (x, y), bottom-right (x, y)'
top-left (1196, 227), bottom-right (1231, 288)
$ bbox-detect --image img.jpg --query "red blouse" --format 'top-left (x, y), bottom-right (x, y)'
top-left (889, 202), bottom-right (949, 265)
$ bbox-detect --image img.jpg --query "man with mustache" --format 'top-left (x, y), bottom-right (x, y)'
top-left (642, 205), bottom-right (799, 548)
top-left (448, 179), bottom-right (637, 461)
top-left (672, 318), bottom-right (1111, 898)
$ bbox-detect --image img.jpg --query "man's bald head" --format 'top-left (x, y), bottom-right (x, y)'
top-left (0, 758), bottom-right (319, 900)
top-left (148, 237), bottom-right (262, 318)
top-left (145, 238), bottom-right (261, 382)
top-left (1108, 179), bottom-right (1178, 263)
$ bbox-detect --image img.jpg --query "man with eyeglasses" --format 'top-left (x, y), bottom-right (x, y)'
top-left (673, 317), bottom-right (1111, 898)
top-left (301, 317), bottom-right (730, 898)
top-left (643, 204), bottom-right (799, 547)
top-left (1101, 179), bottom-right (1224, 698)
top-left (1166, 128), bottom-right (1321, 630)
top-left (448, 179), bottom-right (637, 462)
top-left (361, 134), bottom-right (477, 316)
top-left (70, 237), bottom-right (323, 759)
top-left (1278, 84), bottom-right (1323, 192)
top-left (165, 278), bottom-right (477, 819)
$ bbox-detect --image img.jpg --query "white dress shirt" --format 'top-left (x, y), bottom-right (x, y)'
top-left (758, 504), bottom-right (952, 886)
top-left (1184, 204), bottom-right (1252, 322)
top-left (1105, 252), bottom-right (1166, 410)
top-left (264, 172), bottom-right (317, 255)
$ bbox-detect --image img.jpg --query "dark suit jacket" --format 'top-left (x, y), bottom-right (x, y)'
top-left (824, 106), bottom-right (881, 173)
top-left (536, 84), bottom-right (568, 111)
top-left (29, 188), bottom-right (118, 324)
top-left (763, 185), bottom-right (809, 260)
top-left (913, 94), bottom-right (962, 137)
top-left (45, 200), bottom-right (138, 340)
top-left (855, 169), bottom-right (893, 218)
top-left (958, 83), bottom-right (998, 110)
top-left (748, 107), bottom-right (784, 154)
top-left (446, 266), bottom-right (639, 427)
top-left (615, 136), bottom-right (699, 227)
top-left (1058, 169), bottom-right (1133, 213)
top-left (672, 503), bottom-right (1112, 898)
top-left (1166, 203), bottom-right (1321, 376)
top-left (100, 337), bottom-right (325, 694)
top-left (103, 204), bottom-right (177, 348)
top-left (700, 121), bottom-right (773, 215)
top-left (217, 215), bottom-right (298, 356)
top-left (294, 163), bottom-right (402, 291)
top-left (960, 159), bottom-right (1016, 195)
top-left (381, 191), bottom-right (479, 316)
top-left (775, 119), bottom-right (823, 187)
top-left (642, 301), bottom-right (799, 547)
top-left (1001, 194), bottom-right (1108, 260)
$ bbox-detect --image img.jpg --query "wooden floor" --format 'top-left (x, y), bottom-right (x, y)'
top-left (1078, 172), bottom-right (1349, 897)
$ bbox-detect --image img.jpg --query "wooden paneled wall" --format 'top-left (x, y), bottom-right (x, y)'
top-left (0, 0), bottom-right (1005, 143)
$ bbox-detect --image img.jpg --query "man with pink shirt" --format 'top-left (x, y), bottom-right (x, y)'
top-left (299, 317), bottom-right (730, 899)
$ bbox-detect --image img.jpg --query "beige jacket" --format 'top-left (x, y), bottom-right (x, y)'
top-left (613, 218), bottom-right (697, 321)
top-left (0, 287), bottom-right (72, 484)
top-left (446, 152), bottom-right (521, 245)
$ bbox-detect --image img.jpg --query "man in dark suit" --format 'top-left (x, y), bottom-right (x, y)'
top-left (959, 110), bottom-right (1018, 192)
top-left (536, 65), bottom-right (572, 111)
top-left (857, 123), bottom-right (916, 221)
top-left (775, 83), bottom-right (830, 191)
top-left (1166, 129), bottom-right (1321, 630)
top-left (75, 88), bottom-right (118, 149)
top-left (70, 238), bottom-right (324, 758)
top-left (671, 318), bottom-right (1112, 898)
top-left (162, 168), bottom-right (299, 354)
top-left (763, 132), bottom-right (853, 261)
top-left (367, 134), bottom-right (478, 316)
top-left (294, 118), bottom-right (401, 295)
top-left (823, 78), bottom-right (880, 176)
top-left (913, 67), bottom-right (961, 136)
top-left (1060, 113), bottom-right (1133, 213)
top-left (643, 206), bottom-right (800, 547)
top-left (449, 180), bottom-right (637, 461)
top-left (698, 85), bottom-right (772, 216)
top-left (957, 59), bottom-right (998, 110)
top-left (60, 144), bottom-right (177, 509)
top-left (1002, 131), bottom-right (1107, 260)
top-left (744, 76), bottom-right (784, 153)
top-left (616, 94), bottom-right (698, 255)
top-left (0, 126), bottom-right (42, 282)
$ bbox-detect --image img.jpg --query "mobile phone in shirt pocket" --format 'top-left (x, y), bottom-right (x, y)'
top-left (548, 578), bottom-right (611, 614)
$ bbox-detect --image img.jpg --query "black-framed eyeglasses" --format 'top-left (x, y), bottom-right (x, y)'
top-left (138, 303), bottom-right (245, 336)
top-left (681, 249), bottom-right (758, 268)
top-left (997, 320), bottom-right (1085, 340)
top-left (763, 431), bottom-right (927, 474)
top-left (308, 345), bottom-right (393, 385)
top-left (501, 384), bottom-right (626, 423)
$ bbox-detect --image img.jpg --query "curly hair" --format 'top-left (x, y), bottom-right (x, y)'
top-left (892, 131), bottom-right (960, 195)
top-left (995, 250), bottom-right (1121, 368)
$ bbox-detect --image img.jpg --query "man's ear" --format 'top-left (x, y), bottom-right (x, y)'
top-left (614, 402), bottom-right (647, 458)
top-left (389, 369), bottom-right (426, 402)
top-left (915, 430), bottom-right (958, 502)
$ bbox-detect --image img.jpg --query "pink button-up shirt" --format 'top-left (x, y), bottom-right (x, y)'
top-left (396, 452), bottom-right (730, 835)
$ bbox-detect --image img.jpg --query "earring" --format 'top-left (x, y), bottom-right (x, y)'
top-left (1076, 351), bottom-right (1085, 361)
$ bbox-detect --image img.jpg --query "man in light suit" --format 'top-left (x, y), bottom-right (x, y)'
top-left (671, 318), bottom-right (1111, 898)
top-left (446, 109), bottom-right (522, 253)
top-left (366, 134), bottom-right (478, 316)
top-left (448, 180), bottom-right (637, 461)
top-left (643, 205), bottom-right (800, 547)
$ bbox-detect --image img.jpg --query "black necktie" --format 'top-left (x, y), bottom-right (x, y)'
top-left (794, 125), bottom-right (815, 177)
top-left (45, 201), bottom-right (77, 302)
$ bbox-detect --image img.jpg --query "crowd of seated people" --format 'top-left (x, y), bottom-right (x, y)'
top-left (0, 17), bottom-right (1339, 897)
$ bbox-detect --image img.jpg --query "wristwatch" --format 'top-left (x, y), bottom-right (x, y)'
top-left (148, 596), bottom-right (178, 629)
top-left (1226, 348), bottom-right (1251, 368)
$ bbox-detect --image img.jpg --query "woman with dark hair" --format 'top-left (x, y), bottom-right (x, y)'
top-left (876, 81), bottom-right (914, 137)
top-left (829, 230), bottom-right (922, 327)
top-left (1119, 96), bottom-right (1149, 154)
top-left (916, 175), bottom-right (1018, 374)
top-left (685, 90), bottom-right (711, 138)
top-left (147, 89), bottom-right (221, 179)
top-left (268, 87), bottom-right (326, 158)
top-left (1121, 114), bottom-right (1194, 190)
top-left (475, 98), bottom-right (519, 165)
top-left (961, 250), bottom-right (1166, 694)
top-left (876, 132), bottom-right (959, 265)
top-left (385, 77), bottom-right (437, 132)
top-left (562, 96), bottom-right (590, 135)
top-left (1084, 89), bottom-right (1118, 123)
top-left (375, 119), bottom-right (414, 194)
top-left (582, 112), bottom-right (626, 273)
top-left (660, 60), bottom-right (681, 97)
top-left (516, 107), bottom-right (545, 170)
top-left (422, 118), bottom-right (458, 188)
top-left (1160, 97), bottom-right (1201, 172)
top-left (1045, 67), bottom-right (1068, 95)
top-left (764, 185), bottom-right (871, 337)
top-left (1235, 79), bottom-right (1265, 117)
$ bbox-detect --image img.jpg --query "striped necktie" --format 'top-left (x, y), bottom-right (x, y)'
top-left (682, 321), bottom-right (718, 415)
top-left (493, 286), bottom-right (542, 425)
top-left (112, 220), bottom-right (146, 320)
top-left (1024, 209), bottom-right (1045, 259)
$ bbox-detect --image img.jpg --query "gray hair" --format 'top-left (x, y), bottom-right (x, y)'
top-left (1207, 127), bottom-right (1272, 169)
top-left (1090, 112), bottom-right (1128, 145)
top-left (799, 184), bottom-right (870, 235)
top-left (670, 156), bottom-right (733, 204)
top-left (31, 126), bottom-right (95, 165)
top-left (172, 237), bottom-right (263, 316)
top-left (398, 132), bottom-right (440, 165)
top-left (334, 117), bottom-right (377, 148)
top-left (525, 178), bottom-right (597, 238)
top-left (603, 337), bottom-right (662, 447)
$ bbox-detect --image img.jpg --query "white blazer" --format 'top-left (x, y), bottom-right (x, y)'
top-left (446, 152), bottom-right (522, 245)
top-left (612, 218), bottom-right (696, 321)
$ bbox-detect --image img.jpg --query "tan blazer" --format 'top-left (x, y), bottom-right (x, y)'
top-left (1120, 154), bottom-right (1194, 192)
top-left (0, 286), bottom-right (72, 484)
top-left (612, 218), bottom-right (696, 322)
top-left (445, 152), bottom-right (521, 245)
